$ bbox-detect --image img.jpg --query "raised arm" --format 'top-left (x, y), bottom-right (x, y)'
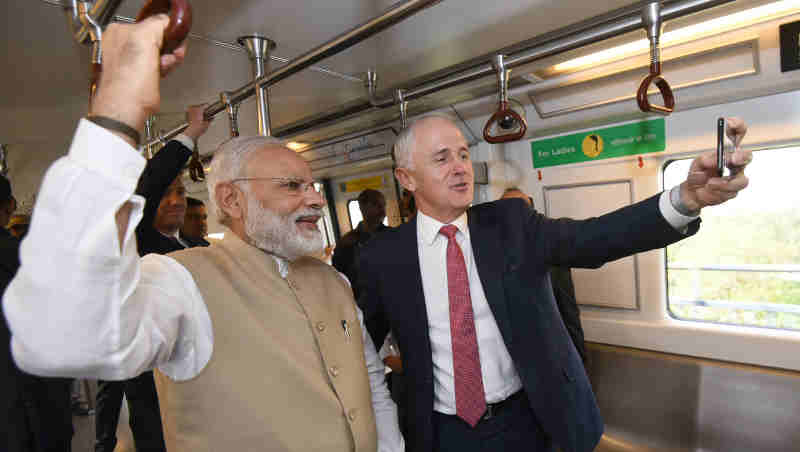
top-left (136, 105), bottom-right (210, 255)
top-left (2, 16), bottom-right (193, 380)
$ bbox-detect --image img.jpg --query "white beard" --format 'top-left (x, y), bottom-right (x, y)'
top-left (243, 195), bottom-right (324, 261)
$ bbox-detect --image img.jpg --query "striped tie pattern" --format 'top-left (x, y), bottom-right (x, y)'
top-left (440, 224), bottom-right (486, 427)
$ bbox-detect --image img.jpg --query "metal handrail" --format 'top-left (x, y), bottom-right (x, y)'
top-left (139, 0), bottom-right (443, 150)
top-left (671, 298), bottom-right (800, 315)
top-left (274, 0), bottom-right (734, 139)
top-left (668, 264), bottom-right (800, 273)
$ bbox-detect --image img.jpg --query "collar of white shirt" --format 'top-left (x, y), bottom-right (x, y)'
top-left (416, 210), bottom-right (469, 247)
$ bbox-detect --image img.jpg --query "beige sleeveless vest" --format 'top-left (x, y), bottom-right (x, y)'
top-left (154, 232), bottom-right (378, 452)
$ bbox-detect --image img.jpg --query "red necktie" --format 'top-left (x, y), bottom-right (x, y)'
top-left (440, 224), bottom-right (486, 427)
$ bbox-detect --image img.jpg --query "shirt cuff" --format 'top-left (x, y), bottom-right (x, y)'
top-left (659, 189), bottom-right (698, 232)
top-left (173, 133), bottom-right (195, 150)
top-left (69, 119), bottom-right (146, 193)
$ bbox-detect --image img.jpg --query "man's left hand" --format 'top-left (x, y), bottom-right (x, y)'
top-left (679, 117), bottom-right (752, 212)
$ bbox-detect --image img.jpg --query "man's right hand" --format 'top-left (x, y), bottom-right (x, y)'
top-left (184, 104), bottom-right (212, 141)
top-left (90, 14), bottom-right (187, 146)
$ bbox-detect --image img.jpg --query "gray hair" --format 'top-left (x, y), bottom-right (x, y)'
top-left (393, 112), bottom-right (461, 170)
top-left (205, 136), bottom-right (287, 227)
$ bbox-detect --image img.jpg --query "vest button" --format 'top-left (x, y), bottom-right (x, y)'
top-left (329, 366), bottom-right (340, 377)
top-left (348, 409), bottom-right (358, 422)
top-left (316, 321), bottom-right (326, 332)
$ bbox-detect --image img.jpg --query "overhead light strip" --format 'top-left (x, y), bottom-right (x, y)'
top-left (553, 0), bottom-right (800, 72)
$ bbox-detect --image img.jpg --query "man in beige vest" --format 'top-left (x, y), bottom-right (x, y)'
top-left (3, 16), bottom-right (402, 452)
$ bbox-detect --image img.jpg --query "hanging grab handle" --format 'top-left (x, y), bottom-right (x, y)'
top-left (220, 91), bottom-right (241, 139)
top-left (483, 54), bottom-right (527, 144)
top-left (636, 0), bottom-right (674, 115)
top-left (396, 89), bottom-right (408, 129)
top-left (135, 0), bottom-right (193, 55)
top-left (86, 0), bottom-right (192, 102)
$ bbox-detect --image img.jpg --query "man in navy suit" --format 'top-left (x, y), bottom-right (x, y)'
top-left (359, 114), bottom-right (750, 452)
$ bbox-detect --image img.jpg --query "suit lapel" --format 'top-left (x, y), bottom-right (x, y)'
top-left (467, 208), bottom-right (513, 344)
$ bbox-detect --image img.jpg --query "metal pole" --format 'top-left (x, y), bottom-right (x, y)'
top-left (238, 35), bottom-right (276, 136)
top-left (64, 0), bottom-right (124, 45)
top-left (273, 0), bottom-right (734, 138)
top-left (140, 0), bottom-right (442, 150)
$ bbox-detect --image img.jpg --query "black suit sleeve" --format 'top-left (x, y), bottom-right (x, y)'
top-left (134, 140), bottom-right (192, 256)
top-left (519, 192), bottom-right (700, 269)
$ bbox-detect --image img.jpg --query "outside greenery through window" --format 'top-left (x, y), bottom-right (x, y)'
top-left (664, 148), bottom-right (800, 331)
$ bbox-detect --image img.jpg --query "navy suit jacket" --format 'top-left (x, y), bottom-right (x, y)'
top-left (135, 140), bottom-right (193, 256)
top-left (359, 193), bottom-right (700, 452)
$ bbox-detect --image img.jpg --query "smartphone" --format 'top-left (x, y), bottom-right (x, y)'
top-left (716, 117), bottom-right (726, 177)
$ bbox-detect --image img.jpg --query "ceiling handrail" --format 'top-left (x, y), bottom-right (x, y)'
top-left (274, 0), bottom-right (733, 139)
top-left (139, 0), bottom-right (443, 151)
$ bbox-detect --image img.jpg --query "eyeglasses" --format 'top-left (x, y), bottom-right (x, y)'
top-left (229, 177), bottom-right (321, 196)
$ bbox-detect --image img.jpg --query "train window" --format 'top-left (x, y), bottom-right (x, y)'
top-left (315, 182), bottom-right (335, 250)
top-left (347, 198), bottom-right (388, 230)
top-left (348, 199), bottom-right (363, 230)
top-left (663, 148), bottom-right (800, 331)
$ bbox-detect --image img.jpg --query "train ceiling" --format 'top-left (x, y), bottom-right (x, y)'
top-left (0, 0), bottom-right (775, 147)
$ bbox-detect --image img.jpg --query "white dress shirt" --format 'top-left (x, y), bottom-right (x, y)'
top-left (416, 191), bottom-right (696, 415)
top-left (3, 119), bottom-right (403, 452)
top-left (417, 211), bottom-right (523, 414)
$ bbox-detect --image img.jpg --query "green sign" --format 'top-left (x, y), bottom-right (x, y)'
top-left (531, 119), bottom-right (665, 168)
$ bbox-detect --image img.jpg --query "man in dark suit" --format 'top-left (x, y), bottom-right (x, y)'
top-left (359, 114), bottom-right (751, 452)
top-left (1, 176), bottom-right (73, 451)
top-left (94, 105), bottom-right (210, 452)
top-left (332, 188), bottom-right (389, 300)
top-left (501, 187), bottom-right (587, 365)
top-left (179, 197), bottom-right (210, 247)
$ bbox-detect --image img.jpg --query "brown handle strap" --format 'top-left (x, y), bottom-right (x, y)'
top-left (483, 101), bottom-right (528, 144)
top-left (89, 1), bottom-right (192, 104)
top-left (188, 149), bottom-right (205, 182)
top-left (89, 62), bottom-right (102, 102)
top-left (136, 0), bottom-right (193, 55)
top-left (636, 72), bottom-right (674, 115)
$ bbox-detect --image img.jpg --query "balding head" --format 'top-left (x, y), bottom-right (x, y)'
top-left (393, 113), bottom-right (473, 223)
top-left (394, 112), bottom-right (461, 170)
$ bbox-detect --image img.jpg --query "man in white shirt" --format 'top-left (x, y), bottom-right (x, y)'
top-left (94, 104), bottom-right (211, 452)
top-left (358, 113), bottom-right (751, 452)
top-left (3, 16), bottom-right (402, 452)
